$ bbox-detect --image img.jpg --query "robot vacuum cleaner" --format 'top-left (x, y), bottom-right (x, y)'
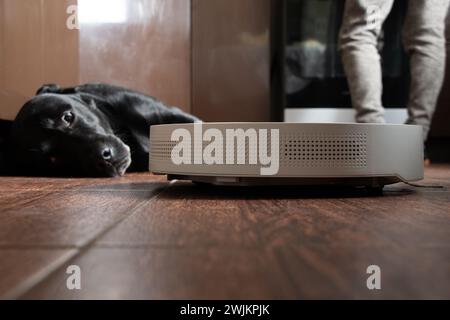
top-left (149, 123), bottom-right (424, 188)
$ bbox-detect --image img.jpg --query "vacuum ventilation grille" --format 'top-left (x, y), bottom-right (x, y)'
top-left (150, 141), bottom-right (177, 161)
top-left (282, 133), bottom-right (367, 168)
top-left (151, 133), bottom-right (368, 168)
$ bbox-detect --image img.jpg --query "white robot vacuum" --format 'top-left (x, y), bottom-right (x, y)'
top-left (149, 123), bottom-right (423, 189)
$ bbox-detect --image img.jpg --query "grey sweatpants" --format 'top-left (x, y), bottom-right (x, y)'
top-left (339, 0), bottom-right (450, 141)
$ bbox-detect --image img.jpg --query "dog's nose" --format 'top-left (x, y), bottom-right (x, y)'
top-left (101, 147), bottom-right (113, 162)
top-left (95, 141), bottom-right (131, 176)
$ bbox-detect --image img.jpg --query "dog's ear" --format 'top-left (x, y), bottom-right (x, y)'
top-left (0, 119), bottom-right (13, 141)
top-left (36, 84), bottom-right (61, 95)
top-left (0, 119), bottom-right (13, 148)
top-left (0, 119), bottom-right (13, 175)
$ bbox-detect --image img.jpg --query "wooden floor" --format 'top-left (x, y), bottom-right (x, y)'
top-left (0, 165), bottom-right (449, 299)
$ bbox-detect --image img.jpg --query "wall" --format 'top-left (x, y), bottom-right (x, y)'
top-left (78, 0), bottom-right (191, 111)
top-left (0, 0), bottom-right (191, 120)
top-left (0, 0), bottom-right (78, 120)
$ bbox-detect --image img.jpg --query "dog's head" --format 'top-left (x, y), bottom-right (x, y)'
top-left (10, 94), bottom-right (131, 177)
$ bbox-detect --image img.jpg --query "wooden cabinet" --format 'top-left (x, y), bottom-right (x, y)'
top-left (191, 0), bottom-right (272, 122)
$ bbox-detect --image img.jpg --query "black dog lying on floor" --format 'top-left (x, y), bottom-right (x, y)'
top-left (0, 83), bottom-right (199, 177)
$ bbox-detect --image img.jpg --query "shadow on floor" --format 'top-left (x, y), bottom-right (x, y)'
top-left (152, 182), bottom-right (414, 200)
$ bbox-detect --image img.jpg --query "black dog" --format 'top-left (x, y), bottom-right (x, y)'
top-left (0, 83), bottom-right (198, 177)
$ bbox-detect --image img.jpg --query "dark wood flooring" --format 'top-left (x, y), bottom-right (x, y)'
top-left (0, 165), bottom-right (449, 299)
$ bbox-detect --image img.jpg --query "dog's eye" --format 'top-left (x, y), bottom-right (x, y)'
top-left (62, 112), bottom-right (75, 125)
